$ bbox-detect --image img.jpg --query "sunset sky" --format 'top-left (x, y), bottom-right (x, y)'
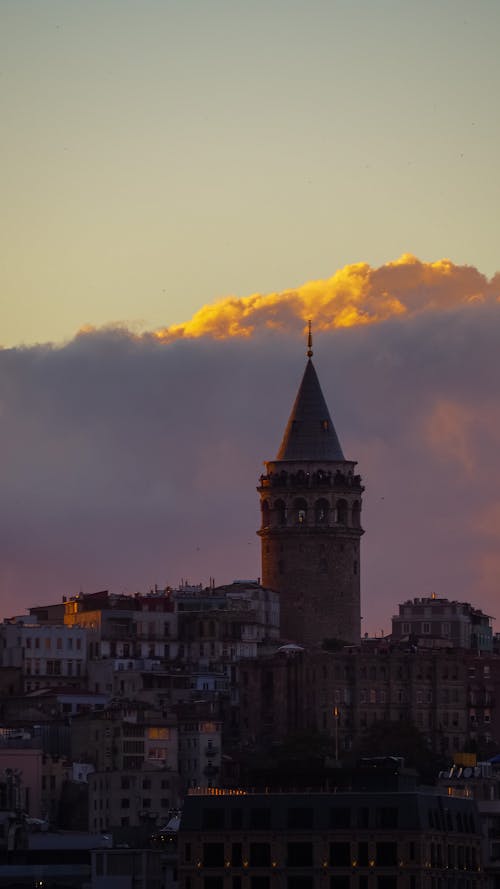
top-left (1, 2), bottom-right (500, 633)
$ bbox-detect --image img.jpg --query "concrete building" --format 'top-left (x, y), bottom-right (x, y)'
top-left (88, 767), bottom-right (180, 832)
top-left (177, 702), bottom-right (223, 792)
top-left (71, 701), bottom-right (178, 774)
top-left (238, 643), bottom-right (471, 756)
top-left (437, 758), bottom-right (500, 885)
top-left (178, 767), bottom-right (484, 889)
top-left (258, 329), bottom-right (363, 646)
top-left (0, 619), bottom-right (88, 692)
top-left (174, 581), bottom-right (280, 664)
top-left (392, 596), bottom-right (494, 652)
top-left (0, 742), bottom-right (43, 818)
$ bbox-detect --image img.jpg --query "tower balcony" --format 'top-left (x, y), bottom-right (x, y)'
top-left (258, 468), bottom-right (363, 493)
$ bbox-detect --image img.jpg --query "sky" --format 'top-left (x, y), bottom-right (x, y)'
top-left (1, 2), bottom-right (500, 633)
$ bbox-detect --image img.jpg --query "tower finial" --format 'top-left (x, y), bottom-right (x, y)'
top-left (307, 320), bottom-right (313, 358)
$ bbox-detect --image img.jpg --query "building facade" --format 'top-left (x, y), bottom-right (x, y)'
top-left (392, 597), bottom-right (493, 652)
top-left (179, 781), bottom-right (484, 889)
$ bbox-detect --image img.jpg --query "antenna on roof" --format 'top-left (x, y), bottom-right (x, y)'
top-left (307, 320), bottom-right (313, 358)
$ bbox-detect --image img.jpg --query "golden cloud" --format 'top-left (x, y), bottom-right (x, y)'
top-left (154, 254), bottom-right (499, 342)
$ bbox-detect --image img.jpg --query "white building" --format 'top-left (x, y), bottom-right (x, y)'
top-left (0, 620), bottom-right (88, 692)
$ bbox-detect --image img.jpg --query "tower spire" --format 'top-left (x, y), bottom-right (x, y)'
top-left (307, 320), bottom-right (313, 358)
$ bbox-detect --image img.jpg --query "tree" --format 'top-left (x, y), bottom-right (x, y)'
top-left (350, 719), bottom-right (444, 784)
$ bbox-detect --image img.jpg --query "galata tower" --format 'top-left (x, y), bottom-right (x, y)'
top-left (257, 325), bottom-right (363, 646)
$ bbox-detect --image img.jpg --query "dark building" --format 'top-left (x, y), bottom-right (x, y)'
top-left (178, 766), bottom-right (484, 889)
top-left (257, 327), bottom-right (363, 646)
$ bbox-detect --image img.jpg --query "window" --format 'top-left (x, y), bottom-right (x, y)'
top-left (251, 880), bottom-right (269, 889)
top-left (422, 622), bottom-right (431, 634)
top-left (202, 809), bottom-right (225, 830)
top-left (287, 880), bottom-right (313, 889)
top-left (121, 798), bottom-right (130, 808)
top-left (148, 727), bottom-right (169, 740)
top-left (230, 809), bottom-right (243, 830)
top-left (329, 842), bottom-right (350, 866)
top-left (358, 842), bottom-right (368, 866)
top-left (204, 880), bottom-right (223, 889)
top-left (329, 807), bottom-right (350, 829)
top-left (232, 843), bottom-right (242, 867)
top-left (287, 843), bottom-right (313, 867)
top-left (376, 842), bottom-right (398, 866)
top-left (250, 844), bottom-right (271, 867)
top-left (376, 808), bottom-right (398, 829)
top-left (357, 808), bottom-right (369, 829)
top-left (203, 844), bottom-right (224, 868)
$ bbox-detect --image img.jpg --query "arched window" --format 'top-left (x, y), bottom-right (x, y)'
top-left (274, 499), bottom-right (287, 526)
top-left (315, 498), bottom-right (330, 525)
top-left (261, 500), bottom-right (270, 528)
top-left (352, 500), bottom-right (361, 528)
top-left (293, 498), bottom-right (308, 525)
top-left (336, 499), bottom-right (348, 525)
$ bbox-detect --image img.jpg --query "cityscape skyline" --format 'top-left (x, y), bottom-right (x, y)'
top-left (2, 2), bottom-right (500, 635)
top-left (1, 257), bottom-right (500, 635)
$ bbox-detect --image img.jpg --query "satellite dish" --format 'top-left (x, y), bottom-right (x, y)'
top-left (463, 767), bottom-right (472, 778)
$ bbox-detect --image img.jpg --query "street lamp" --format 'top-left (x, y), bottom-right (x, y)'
top-left (333, 707), bottom-right (340, 762)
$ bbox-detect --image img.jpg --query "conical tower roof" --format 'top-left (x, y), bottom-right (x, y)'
top-left (276, 357), bottom-right (345, 461)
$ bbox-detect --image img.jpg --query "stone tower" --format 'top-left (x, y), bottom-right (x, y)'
top-left (257, 327), bottom-right (363, 646)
